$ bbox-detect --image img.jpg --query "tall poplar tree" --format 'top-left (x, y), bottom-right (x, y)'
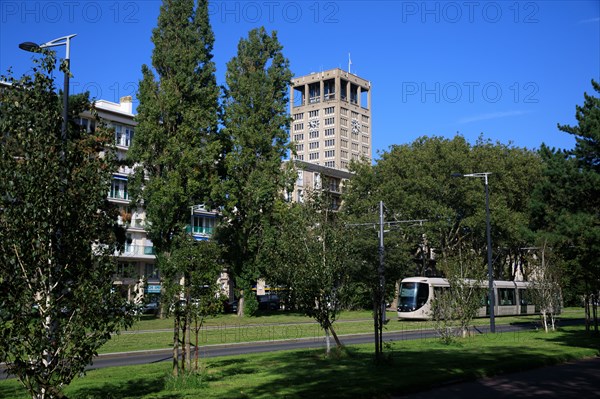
top-left (219, 27), bottom-right (294, 316)
top-left (128, 0), bottom-right (221, 374)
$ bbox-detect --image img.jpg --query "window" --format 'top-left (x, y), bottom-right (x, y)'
top-left (498, 288), bottom-right (516, 306)
top-left (293, 133), bottom-right (304, 141)
top-left (352, 131), bottom-right (359, 140)
top-left (362, 125), bottom-right (369, 133)
top-left (191, 214), bottom-right (215, 235)
top-left (309, 142), bottom-right (319, 150)
top-left (115, 262), bottom-right (136, 279)
top-left (309, 83), bottom-right (320, 103)
top-left (294, 123), bottom-right (304, 131)
top-left (325, 150), bottom-right (335, 158)
top-left (115, 124), bottom-right (134, 147)
top-left (297, 189), bottom-right (304, 203)
top-left (340, 128), bottom-right (348, 138)
top-left (324, 106), bottom-right (334, 115)
top-left (313, 173), bottom-right (321, 189)
top-left (362, 146), bottom-right (369, 154)
top-left (340, 118), bottom-right (348, 127)
top-left (294, 154), bottom-right (304, 161)
top-left (341, 139), bottom-right (348, 148)
top-left (341, 150), bottom-right (348, 159)
top-left (293, 112), bottom-right (304, 120)
top-left (324, 117), bottom-right (335, 126)
top-left (351, 111), bottom-right (359, 119)
top-left (76, 117), bottom-right (96, 133)
top-left (341, 160), bottom-right (349, 169)
top-left (110, 177), bottom-right (128, 200)
top-left (352, 142), bottom-right (359, 151)
top-left (324, 139), bottom-right (335, 147)
top-left (296, 144), bottom-right (304, 152)
top-left (297, 170), bottom-right (304, 186)
top-left (362, 135), bottom-right (369, 144)
top-left (309, 130), bottom-right (319, 139)
top-left (324, 79), bottom-right (335, 100)
top-left (309, 110), bottom-right (319, 118)
top-left (325, 128), bottom-right (335, 136)
top-left (325, 161), bottom-right (335, 168)
top-left (145, 263), bottom-right (160, 280)
top-left (361, 114), bottom-right (369, 123)
top-left (309, 152), bottom-right (319, 160)
top-left (340, 107), bottom-right (348, 116)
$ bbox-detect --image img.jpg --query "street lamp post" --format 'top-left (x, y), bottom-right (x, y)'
top-left (19, 34), bottom-right (77, 147)
top-left (452, 172), bottom-right (495, 333)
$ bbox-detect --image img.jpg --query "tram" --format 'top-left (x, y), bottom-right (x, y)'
top-left (397, 277), bottom-right (535, 320)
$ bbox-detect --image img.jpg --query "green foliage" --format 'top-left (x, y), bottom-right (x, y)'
top-left (531, 80), bottom-right (600, 316)
top-left (129, 0), bottom-right (221, 253)
top-left (431, 242), bottom-right (486, 342)
top-left (218, 27), bottom-right (294, 307)
top-left (266, 190), bottom-right (351, 353)
top-left (344, 135), bottom-right (543, 283)
top-left (243, 291), bottom-right (259, 316)
top-left (128, 0), bottom-right (223, 374)
top-left (0, 51), bottom-right (132, 398)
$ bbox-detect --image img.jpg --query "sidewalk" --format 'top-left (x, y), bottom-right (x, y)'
top-left (395, 356), bottom-right (600, 398)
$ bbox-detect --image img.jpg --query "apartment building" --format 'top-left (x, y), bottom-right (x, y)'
top-left (289, 68), bottom-right (371, 206)
top-left (83, 96), bottom-right (225, 303)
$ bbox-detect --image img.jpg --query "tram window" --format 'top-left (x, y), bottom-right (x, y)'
top-left (498, 288), bottom-right (516, 306)
top-left (417, 284), bottom-right (429, 307)
top-left (518, 289), bottom-right (530, 305)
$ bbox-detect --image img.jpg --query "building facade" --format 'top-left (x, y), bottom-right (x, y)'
top-left (289, 68), bottom-right (371, 207)
top-left (82, 96), bottom-right (226, 304)
top-left (290, 68), bottom-right (372, 171)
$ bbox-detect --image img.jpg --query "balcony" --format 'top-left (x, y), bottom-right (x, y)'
top-left (117, 244), bottom-right (155, 259)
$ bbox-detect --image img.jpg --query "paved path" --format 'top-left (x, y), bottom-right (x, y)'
top-left (395, 356), bottom-right (600, 398)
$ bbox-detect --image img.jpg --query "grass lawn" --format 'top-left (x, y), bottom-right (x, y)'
top-left (1, 323), bottom-right (597, 399)
top-left (99, 308), bottom-right (585, 354)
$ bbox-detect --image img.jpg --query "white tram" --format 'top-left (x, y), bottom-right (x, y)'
top-left (397, 277), bottom-right (536, 320)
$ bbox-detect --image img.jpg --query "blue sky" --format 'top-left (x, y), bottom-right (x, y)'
top-left (1, 1), bottom-right (599, 157)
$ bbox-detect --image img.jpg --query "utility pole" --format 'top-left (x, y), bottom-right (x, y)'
top-left (347, 202), bottom-right (425, 360)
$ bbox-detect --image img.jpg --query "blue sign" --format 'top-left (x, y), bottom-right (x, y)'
top-left (146, 285), bottom-right (161, 294)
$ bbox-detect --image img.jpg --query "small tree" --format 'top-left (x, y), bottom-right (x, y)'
top-left (162, 236), bottom-right (222, 372)
top-left (269, 190), bottom-right (350, 356)
top-left (0, 52), bottom-right (132, 399)
top-left (431, 243), bottom-right (485, 342)
top-left (527, 242), bottom-right (563, 332)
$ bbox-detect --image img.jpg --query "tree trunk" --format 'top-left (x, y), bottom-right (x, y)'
top-left (324, 328), bottom-right (331, 356)
top-left (329, 324), bottom-right (342, 348)
top-left (388, 279), bottom-right (400, 311)
top-left (173, 314), bottom-right (179, 376)
top-left (237, 290), bottom-right (245, 317)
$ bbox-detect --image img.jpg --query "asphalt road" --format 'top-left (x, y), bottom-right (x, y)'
top-left (89, 320), bottom-right (547, 370)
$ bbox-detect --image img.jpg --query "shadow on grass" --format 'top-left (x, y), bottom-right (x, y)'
top-left (210, 328), bottom-right (599, 399)
top-left (68, 377), bottom-right (171, 399)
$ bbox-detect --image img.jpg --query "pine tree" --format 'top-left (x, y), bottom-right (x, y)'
top-left (219, 27), bottom-right (294, 316)
top-left (128, 0), bottom-right (221, 374)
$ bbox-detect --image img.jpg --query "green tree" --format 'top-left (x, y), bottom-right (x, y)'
top-left (345, 136), bottom-right (543, 283)
top-left (218, 27), bottom-right (294, 316)
top-left (431, 241), bottom-right (486, 342)
top-left (0, 52), bottom-right (132, 399)
top-left (526, 241), bottom-right (563, 333)
top-left (267, 191), bottom-right (350, 356)
top-left (128, 0), bottom-right (222, 375)
top-left (531, 80), bottom-right (600, 330)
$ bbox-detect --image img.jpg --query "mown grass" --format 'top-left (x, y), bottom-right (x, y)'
top-left (100, 308), bottom-right (585, 354)
top-left (1, 324), bottom-right (597, 399)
